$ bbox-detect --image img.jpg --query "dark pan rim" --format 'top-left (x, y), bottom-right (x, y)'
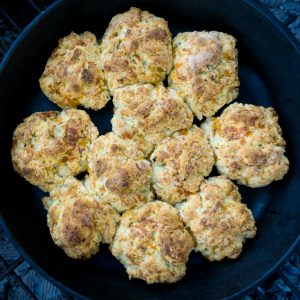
top-left (0, 0), bottom-right (299, 299)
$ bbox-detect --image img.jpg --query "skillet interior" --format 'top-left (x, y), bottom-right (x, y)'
top-left (0, 0), bottom-right (300, 299)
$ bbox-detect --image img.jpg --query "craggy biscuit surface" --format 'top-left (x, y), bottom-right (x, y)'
top-left (11, 109), bottom-right (98, 192)
top-left (202, 103), bottom-right (289, 187)
top-left (177, 176), bottom-right (256, 261)
top-left (151, 126), bottom-right (214, 204)
top-left (112, 83), bottom-right (193, 156)
top-left (85, 132), bottom-right (153, 212)
top-left (101, 7), bottom-right (172, 92)
top-left (169, 31), bottom-right (239, 120)
top-left (110, 201), bottom-right (194, 283)
top-left (45, 177), bottom-right (120, 259)
top-left (40, 32), bottom-right (110, 110)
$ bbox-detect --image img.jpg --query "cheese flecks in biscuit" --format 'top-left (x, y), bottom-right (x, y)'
top-left (85, 132), bottom-right (153, 212)
top-left (44, 177), bottom-right (119, 259)
top-left (202, 103), bottom-right (289, 187)
top-left (40, 32), bottom-right (110, 110)
top-left (101, 7), bottom-right (172, 92)
top-left (11, 109), bottom-right (98, 192)
top-left (150, 126), bottom-right (215, 204)
top-left (111, 83), bottom-right (194, 156)
top-left (110, 201), bottom-right (194, 283)
top-left (177, 176), bottom-right (256, 261)
top-left (168, 31), bottom-right (239, 120)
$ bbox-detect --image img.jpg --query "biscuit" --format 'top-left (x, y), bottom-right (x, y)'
top-left (111, 83), bottom-right (193, 156)
top-left (202, 103), bottom-right (289, 187)
top-left (40, 32), bottom-right (110, 110)
top-left (168, 31), bottom-right (239, 120)
top-left (151, 126), bottom-right (215, 204)
top-left (85, 132), bottom-right (153, 212)
top-left (110, 201), bottom-right (194, 283)
top-left (177, 176), bottom-right (256, 261)
top-left (11, 109), bottom-right (98, 191)
top-left (45, 177), bottom-right (120, 259)
top-left (101, 7), bottom-right (172, 92)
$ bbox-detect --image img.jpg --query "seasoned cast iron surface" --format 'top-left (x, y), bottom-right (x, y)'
top-left (0, 0), bottom-right (300, 299)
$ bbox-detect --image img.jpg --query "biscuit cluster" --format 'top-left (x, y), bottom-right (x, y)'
top-left (11, 7), bottom-right (289, 284)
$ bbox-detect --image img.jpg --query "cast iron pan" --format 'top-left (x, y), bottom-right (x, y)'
top-left (0, 0), bottom-right (300, 299)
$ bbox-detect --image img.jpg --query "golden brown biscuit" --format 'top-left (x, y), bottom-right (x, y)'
top-left (110, 201), bottom-right (194, 283)
top-left (44, 177), bottom-right (119, 259)
top-left (40, 32), bottom-right (110, 110)
top-left (11, 109), bottom-right (98, 192)
top-left (85, 132), bottom-right (153, 212)
top-left (168, 31), bottom-right (239, 120)
top-left (202, 103), bottom-right (289, 187)
top-left (111, 83), bottom-right (194, 156)
top-left (150, 126), bottom-right (215, 204)
top-left (101, 7), bottom-right (172, 92)
top-left (87, 131), bottom-right (145, 162)
top-left (177, 176), bottom-right (256, 261)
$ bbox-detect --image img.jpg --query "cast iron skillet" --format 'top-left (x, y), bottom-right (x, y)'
top-left (0, 0), bottom-right (300, 299)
